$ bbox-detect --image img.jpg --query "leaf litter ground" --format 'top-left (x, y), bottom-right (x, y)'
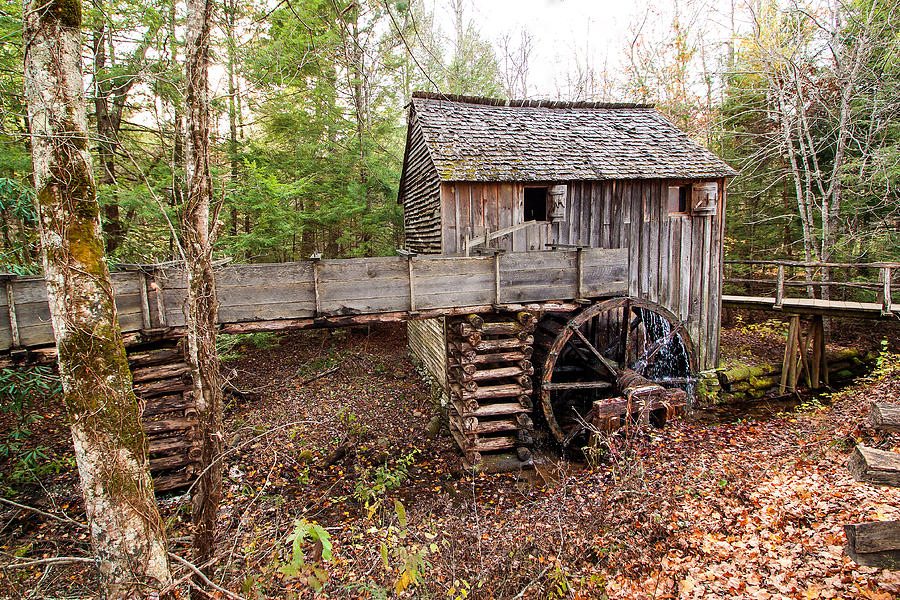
top-left (1, 322), bottom-right (900, 599)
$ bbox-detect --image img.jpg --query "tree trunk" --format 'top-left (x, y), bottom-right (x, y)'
top-left (183, 0), bottom-right (224, 588)
top-left (23, 0), bottom-right (171, 597)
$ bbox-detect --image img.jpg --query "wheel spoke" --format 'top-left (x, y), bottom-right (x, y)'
top-left (562, 336), bottom-right (613, 378)
top-left (543, 381), bottom-right (613, 391)
top-left (570, 325), bottom-right (619, 378)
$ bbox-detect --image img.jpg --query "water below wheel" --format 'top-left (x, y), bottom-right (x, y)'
top-left (533, 297), bottom-right (697, 448)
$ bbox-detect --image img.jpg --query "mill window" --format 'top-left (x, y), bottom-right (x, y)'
top-left (668, 184), bottom-right (690, 215)
top-left (524, 186), bottom-right (548, 221)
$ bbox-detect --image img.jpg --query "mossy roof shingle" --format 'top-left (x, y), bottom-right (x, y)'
top-left (411, 93), bottom-right (737, 181)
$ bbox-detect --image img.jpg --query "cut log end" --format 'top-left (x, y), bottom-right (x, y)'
top-left (848, 445), bottom-right (900, 488)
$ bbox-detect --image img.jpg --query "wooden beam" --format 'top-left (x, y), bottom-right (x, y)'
top-left (845, 521), bottom-right (900, 569)
top-left (774, 265), bottom-right (785, 309)
top-left (848, 445), bottom-right (900, 488)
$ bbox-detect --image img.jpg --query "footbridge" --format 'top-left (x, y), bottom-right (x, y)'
top-left (722, 260), bottom-right (898, 395)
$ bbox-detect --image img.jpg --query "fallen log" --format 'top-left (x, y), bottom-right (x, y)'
top-left (847, 445), bottom-right (900, 488)
top-left (844, 521), bottom-right (900, 569)
top-left (870, 402), bottom-right (900, 433)
top-left (465, 451), bottom-right (533, 473)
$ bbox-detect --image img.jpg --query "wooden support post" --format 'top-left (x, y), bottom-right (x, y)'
top-left (138, 271), bottom-right (152, 330)
top-left (774, 265), bottom-right (785, 309)
top-left (576, 246), bottom-right (584, 301)
top-left (779, 315), bottom-right (800, 394)
top-left (881, 267), bottom-right (893, 315)
top-left (310, 252), bottom-right (322, 317)
top-left (619, 300), bottom-right (631, 367)
top-left (797, 321), bottom-right (812, 390)
top-left (4, 278), bottom-right (20, 348)
top-left (150, 270), bottom-right (167, 328)
top-left (397, 249), bottom-right (418, 313)
top-left (810, 315), bottom-right (824, 389)
top-left (494, 252), bottom-right (502, 305)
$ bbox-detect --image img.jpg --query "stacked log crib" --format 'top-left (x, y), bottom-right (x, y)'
top-left (129, 340), bottom-right (200, 492)
top-left (447, 312), bottom-right (537, 470)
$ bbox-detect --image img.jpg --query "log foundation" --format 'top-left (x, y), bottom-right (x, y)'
top-left (129, 338), bottom-right (200, 492)
top-left (446, 311), bottom-right (537, 470)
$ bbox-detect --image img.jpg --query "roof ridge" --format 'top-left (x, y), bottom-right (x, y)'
top-left (411, 91), bottom-right (653, 110)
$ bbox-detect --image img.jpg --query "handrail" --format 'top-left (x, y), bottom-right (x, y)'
top-left (464, 220), bottom-right (551, 255)
top-left (724, 260), bottom-right (895, 315)
top-left (724, 259), bottom-right (900, 268)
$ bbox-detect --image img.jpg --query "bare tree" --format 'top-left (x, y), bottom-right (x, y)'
top-left (22, 0), bottom-right (170, 597)
top-left (183, 0), bottom-right (225, 587)
top-left (499, 29), bottom-right (534, 99)
top-left (747, 0), bottom-right (879, 280)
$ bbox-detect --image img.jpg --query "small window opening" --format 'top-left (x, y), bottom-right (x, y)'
top-left (524, 186), bottom-right (548, 221)
top-left (668, 185), bottom-right (689, 214)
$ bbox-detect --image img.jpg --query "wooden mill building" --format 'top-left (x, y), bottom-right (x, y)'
top-left (399, 93), bottom-right (736, 438)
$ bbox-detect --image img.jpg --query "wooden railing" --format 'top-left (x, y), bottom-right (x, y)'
top-left (723, 260), bottom-right (899, 315)
top-left (464, 220), bottom-right (552, 255)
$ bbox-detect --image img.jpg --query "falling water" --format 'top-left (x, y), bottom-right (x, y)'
top-left (632, 308), bottom-right (694, 397)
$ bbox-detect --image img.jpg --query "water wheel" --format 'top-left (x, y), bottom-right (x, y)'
top-left (533, 297), bottom-right (696, 447)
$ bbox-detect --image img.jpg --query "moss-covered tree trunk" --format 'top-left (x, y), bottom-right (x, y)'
top-left (183, 0), bottom-right (224, 588)
top-left (22, 0), bottom-right (171, 597)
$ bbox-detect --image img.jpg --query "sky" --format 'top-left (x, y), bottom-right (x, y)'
top-left (427, 0), bottom-right (748, 99)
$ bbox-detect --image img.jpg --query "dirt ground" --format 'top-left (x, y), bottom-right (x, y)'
top-left (2, 320), bottom-right (900, 599)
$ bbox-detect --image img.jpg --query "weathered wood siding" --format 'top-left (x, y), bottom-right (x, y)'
top-left (438, 179), bottom-right (727, 370)
top-left (407, 318), bottom-right (447, 386)
top-left (399, 108), bottom-right (442, 254)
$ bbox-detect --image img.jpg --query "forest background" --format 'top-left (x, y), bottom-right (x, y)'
top-left (0, 0), bottom-right (898, 271)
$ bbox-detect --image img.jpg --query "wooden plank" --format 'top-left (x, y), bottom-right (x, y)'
top-left (5, 279), bottom-right (19, 347)
top-left (679, 218), bottom-right (692, 324)
top-left (700, 215), bottom-right (713, 369)
top-left (845, 520), bottom-right (900, 555)
top-left (499, 183), bottom-right (514, 251)
top-left (485, 183), bottom-right (499, 239)
top-left (658, 185), bottom-right (671, 315)
top-left (515, 183), bottom-right (527, 251)
top-left (579, 181), bottom-right (590, 245)
top-left (667, 217), bottom-right (681, 315)
top-left (648, 180), bottom-right (660, 304)
top-left (689, 215), bottom-right (703, 362)
top-left (640, 182), bottom-right (651, 299)
top-left (848, 445), bottom-right (900, 488)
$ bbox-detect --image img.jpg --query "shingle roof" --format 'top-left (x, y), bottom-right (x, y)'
top-left (411, 93), bottom-right (737, 181)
